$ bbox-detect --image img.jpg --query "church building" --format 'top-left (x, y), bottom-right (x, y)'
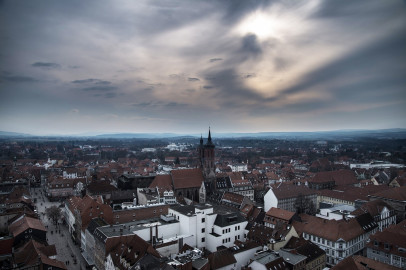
top-left (198, 128), bottom-right (216, 179)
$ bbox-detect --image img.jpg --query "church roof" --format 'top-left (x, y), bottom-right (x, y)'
top-left (171, 168), bottom-right (204, 189)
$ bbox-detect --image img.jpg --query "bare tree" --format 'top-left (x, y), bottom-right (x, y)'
top-left (46, 205), bottom-right (62, 225)
top-left (294, 193), bottom-right (316, 215)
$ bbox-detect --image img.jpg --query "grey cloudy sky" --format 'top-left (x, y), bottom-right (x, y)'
top-left (1, 0), bottom-right (405, 135)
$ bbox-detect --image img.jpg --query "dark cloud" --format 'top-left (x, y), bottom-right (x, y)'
top-left (240, 34), bottom-right (262, 57)
top-left (207, 69), bottom-right (262, 101)
top-left (165, 102), bottom-right (187, 107)
top-left (209, 58), bottom-right (223, 63)
top-left (72, 78), bottom-right (111, 85)
top-left (241, 73), bottom-right (256, 79)
top-left (188, 77), bottom-right (200, 82)
top-left (203, 85), bottom-right (214, 89)
top-left (133, 102), bottom-right (154, 108)
top-left (0, 72), bottom-right (39, 83)
top-left (218, 0), bottom-right (272, 24)
top-left (104, 93), bottom-right (116, 98)
top-left (81, 86), bottom-right (117, 92)
top-left (272, 29), bottom-right (406, 103)
top-left (31, 62), bottom-right (60, 69)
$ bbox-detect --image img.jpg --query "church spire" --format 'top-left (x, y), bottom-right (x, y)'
top-left (200, 134), bottom-right (203, 145)
top-left (206, 127), bottom-right (214, 146)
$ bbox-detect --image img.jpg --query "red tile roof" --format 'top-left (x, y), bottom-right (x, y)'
top-left (265, 207), bottom-right (295, 221)
top-left (171, 168), bottom-right (204, 189)
top-left (351, 199), bottom-right (394, 217)
top-left (13, 239), bottom-right (66, 269)
top-left (293, 214), bottom-right (367, 242)
top-left (369, 186), bottom-right (406, 201)
top-left (311, 170), bottom-right (357, 186)
top-left (9, 216), bottom-right (46, 237)
top-left (332, 255), bottom-right (400, 270)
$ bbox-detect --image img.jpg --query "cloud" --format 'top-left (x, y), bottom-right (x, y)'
top-left (81, 86), bottom-right (117, 92)
top-left (240, 34), bottom-right (262, 57)
top-left (203, 85), bottom-right (214, 89)
top-left (241, 73), bottom-right (256, 79)
top-left (0, 73), bottom-right (39, 83)
top-left (72, 78), bottom-right (111, 85)
top-left (188, 77), bottom-right (200, 82)
top-left (104, 93), bottom-right (116, 98)
top-left (209, 58), bottom-right (223, 63)
top-left (72, 78), bottom-right (116, 92)
top-left (132, 102), bottom-right (155, 108)
top-left (31, 62), bottom-right (60, 69)
top-left (165, 102), bottom-right (187, 107)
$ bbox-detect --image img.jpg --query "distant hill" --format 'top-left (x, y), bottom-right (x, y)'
top-left (0, 128), bottom-right (405, 140)
top-left (0, 131), bottom-right (32, 137)
top-left (94, 133), bottom-right (188, 139)
top-left (211, 128), bottom-right (406, 140)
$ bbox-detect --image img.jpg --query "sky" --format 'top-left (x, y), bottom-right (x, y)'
top-left (1, 0), bottom-right (405, 135)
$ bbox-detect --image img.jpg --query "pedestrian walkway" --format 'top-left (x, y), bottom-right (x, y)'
top-left (31, 187), bottom-right (87, 270)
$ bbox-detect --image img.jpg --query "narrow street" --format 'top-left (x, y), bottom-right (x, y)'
top-left (31, 187), bottom-right (87, 270)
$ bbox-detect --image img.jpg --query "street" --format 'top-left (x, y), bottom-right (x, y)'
top-left (31, 187), bottom-right (87, 270)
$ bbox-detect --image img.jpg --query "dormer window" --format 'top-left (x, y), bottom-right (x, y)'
top-left (374, 240), bottom-right (379, 247)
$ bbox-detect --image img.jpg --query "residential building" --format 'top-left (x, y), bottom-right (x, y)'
top-left (13, 239), bottom-right (66, 269)
top-left (65, 195), bottom-right (113, 247)
top-left (220, 192), bottom-right (252, 210)
top-left (227, 172), bottom-right (254, 201)
top-left (97, 234), bottom-right (160, 270)
top-left (247, 223), bottom-right (298, 251)
top-left (169, 204), bottom-right (248, 252)
top-left (264, 185), bottom-right (317, 213)
top-left (247, 250), bottom-right (290, 270)
top-left (308, 170), bottom-right (357, 190)
top-left (8, 215), bottom-right (47, 247)
top-left (264, 207), bottom-right (296, 228)
top-left (293, 213), bottom-right (378, 266)
top-left (368, 186), bottom-right (406, 222)
top-left (332, 255), bottom-right (401, 270)
top-left (366, 219), bottom-right (406, 269)
top-left (351, 199), bottom-right (396, 231)
top-left (284, 236), bottom-right (326, 270)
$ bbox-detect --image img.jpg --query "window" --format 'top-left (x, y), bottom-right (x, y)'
top-left (201, 237), bottom-right (205, 242)
top-left (202, 218), bottom-right (205, 222)
top-left (202, 228), bottom-right (205, 233)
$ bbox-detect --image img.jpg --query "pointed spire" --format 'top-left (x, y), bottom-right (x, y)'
top-left (200, 134), bottom-right (203, 145)
top-left (208, 127), bottom-right (212, 143)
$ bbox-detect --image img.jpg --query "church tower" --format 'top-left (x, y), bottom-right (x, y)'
top-left (199, 128), bottom-right (216, 179)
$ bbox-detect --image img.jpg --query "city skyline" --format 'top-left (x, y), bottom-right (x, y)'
top-left (1, 0), bottom-right (406, 135)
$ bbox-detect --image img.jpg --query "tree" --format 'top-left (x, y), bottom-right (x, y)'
top-left (46, 205), bottom-right (62, 225)
top-left (294, 193), bottom-right (316, 215)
